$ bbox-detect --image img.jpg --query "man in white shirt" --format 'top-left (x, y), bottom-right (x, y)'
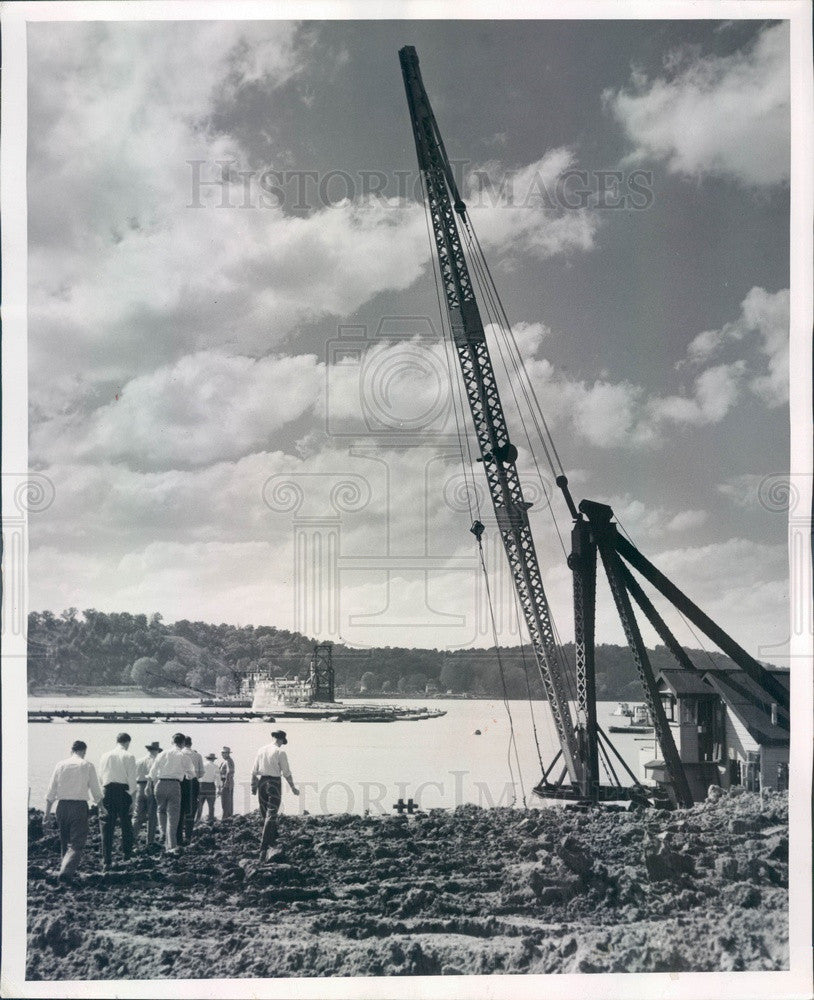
top-left (195, 752), bottom-right (222, 825)
top-left (149, 732), bottom-right (196, 853)
top-left (43, 740), bottom-right (104, 881)
top-left (219, 747), bottom-right (235, 818)
top-left (251, 730), bottom-right (299, 862)
top-left (178, 735), bottom-right (204, 845)
top-left (134, 741), bottom-right (161, 848)
top-left (98, 732), bottom-right (138, 870)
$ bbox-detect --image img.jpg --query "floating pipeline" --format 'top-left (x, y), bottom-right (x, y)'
top-left (27, 706), bottom-right (448, 724)
top-left (25, 789), bottom-right (788, 979)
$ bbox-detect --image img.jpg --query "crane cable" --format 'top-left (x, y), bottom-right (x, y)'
top-left (462, 228), bottom-right (569, 562)
top-left (477, 533), bottom-right (528, 809)
top-left (459, 218), bottom-right (581, 707)
top-left (509, 582), bottom-right (547, 773)
top-left (463, 224), bottom-right (561, 480)
top-left (466, 217), bottom-right (568, 479)
top-left (460, 225), bottom-right (580, 717)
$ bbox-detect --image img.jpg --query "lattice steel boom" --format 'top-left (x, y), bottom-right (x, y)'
top-left (400, 46), bottom-right (581, 784)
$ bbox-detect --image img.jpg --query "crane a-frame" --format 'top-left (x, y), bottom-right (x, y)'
top-left (399, 46), bottom-right (789, 808)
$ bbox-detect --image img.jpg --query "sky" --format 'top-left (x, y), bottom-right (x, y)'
top-left (26, 17), bottom-right (795, 662)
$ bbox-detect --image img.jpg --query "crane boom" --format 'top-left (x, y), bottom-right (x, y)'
top-left (399, 46), bottom-right (582, 786)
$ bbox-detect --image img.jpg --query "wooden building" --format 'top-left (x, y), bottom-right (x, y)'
top-left (649, 664), bottom-right (790, 795)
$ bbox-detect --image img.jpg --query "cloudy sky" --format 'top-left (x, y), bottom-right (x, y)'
top-left (27, 17), bottom-right (794, 661)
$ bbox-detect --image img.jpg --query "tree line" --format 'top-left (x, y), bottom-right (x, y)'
top-left (27, 609), bottom-right (742, 700)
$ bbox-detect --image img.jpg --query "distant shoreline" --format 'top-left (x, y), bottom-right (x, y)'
top-left (28, 686), bottom-right (498, 701)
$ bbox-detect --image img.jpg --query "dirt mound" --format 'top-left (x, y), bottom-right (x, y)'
top-left (26, 792), bottom-right (788, 979)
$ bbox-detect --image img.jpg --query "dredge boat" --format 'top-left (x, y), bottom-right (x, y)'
top-left (608, 704), bottom-right (654, 734)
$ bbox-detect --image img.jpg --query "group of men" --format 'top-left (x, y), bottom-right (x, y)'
top-left (44, 731), bottom-right (236, 877)
top-left (43, 728), bottom-right (296, 880)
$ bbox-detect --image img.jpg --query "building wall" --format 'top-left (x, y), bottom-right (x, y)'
top-left (722, 705), bottom-right (789, 790)
top-left (724, 705), bottom-right (758, 761)
top-left (760, 745), bottom-right (789, 790)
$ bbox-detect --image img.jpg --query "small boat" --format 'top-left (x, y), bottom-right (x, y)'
top-left (608, 703), bottom-right (653, 734)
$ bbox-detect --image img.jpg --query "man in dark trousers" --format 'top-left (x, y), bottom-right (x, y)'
top-left (98, 732), bottom-right (137, 871)
top-left (251, 730), bottom-right (299, 863)
top-left (44, 739), bottom-right (104, 881)
top-left (177, 735), bottom-right (203, 845)
top-left (134, 741), bottom-right (161, 848)
top-left (219, 746), bottom-right (235, 818)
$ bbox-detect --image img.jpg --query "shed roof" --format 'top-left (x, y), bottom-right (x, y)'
top-left (657, 669), bottom-right (716, 697)
top-left (702, 669), bottom-right (790, 747)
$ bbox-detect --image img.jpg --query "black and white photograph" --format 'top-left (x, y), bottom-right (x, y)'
top-left (1, 2), bottom-right (812, 998)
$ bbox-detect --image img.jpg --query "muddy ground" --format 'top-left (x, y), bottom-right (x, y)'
top-left (26, 790), bottom-right (788, 979)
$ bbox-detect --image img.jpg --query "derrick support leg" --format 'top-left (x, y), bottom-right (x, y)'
top-left (571, 520), bottom-right (599, 801)
top-left (596, 528), bottom-right (694, 808)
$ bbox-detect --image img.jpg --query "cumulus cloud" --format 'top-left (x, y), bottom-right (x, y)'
top-left (686, 287), bottom-right (789, 405)
top-left (464, 148), bottom-right (600, 258)
top-left (487, 285), bottom-right (787, 452)
top-left (486, 321), bottom-right (551, 360)
top-left (606, 23), bottom-right (789, 186)
top-left (27, 22), bottom-right (595, 427)
top-left (27, 22), bottom-right (432, 421)
top-left (23, 22), bottom-right (790, 658)
top-left (606, 497), bottom-right (710, 543)
top-left (505, 356), bottom-right (743, 451)
top-left (31, 351), bottom-right (325, 470)
top-left (717, 473), bottom-right (770, 509)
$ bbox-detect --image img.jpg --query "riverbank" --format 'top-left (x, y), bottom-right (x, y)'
top-left (28, 685), bottom-right (153, 698)
top-left (26, 789), bottom-right (787, 979)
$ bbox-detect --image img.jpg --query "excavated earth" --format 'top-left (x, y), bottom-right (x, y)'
top-left (26, 790), bottom-right (788, 979)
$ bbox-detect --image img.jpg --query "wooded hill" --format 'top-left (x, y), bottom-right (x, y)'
top-left (27, 609), bottom-right (746, 700)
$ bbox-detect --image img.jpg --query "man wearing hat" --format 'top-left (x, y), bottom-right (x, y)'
top-left (251, 730), bottom-right (299, 862)
top-left (195, 753), bottom-right (222, 825)
top-left (43, 739), bottom-right (104, 881)
top-left (219, 747), bottom-right (235, 819)
top-left (99, 732), bottom-right (138, 870)
top-left (134, 741), bottom-right (162, 848)
top-left (149, 732), bottom-right (196, 854)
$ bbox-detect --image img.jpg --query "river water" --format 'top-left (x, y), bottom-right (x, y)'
top-left (27, 697), bottom-right (657, 815)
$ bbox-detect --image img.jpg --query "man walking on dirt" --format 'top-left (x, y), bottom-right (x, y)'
top-left (195, 752), bottom-right (221, 824)
top-left (149, 732), bottom-right (196, 854)
top-left (43, 739), bottom-right (104, 881)
top-left (134, 741), bottom-right (161, 848)
top-left (99, 732), bottom-right (138, 870)
top-left (219, 746), bottom-right (235, 818)
top-left (251, 730), bottom-right (299, 863)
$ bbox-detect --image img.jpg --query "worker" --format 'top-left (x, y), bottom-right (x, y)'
top-left (98, 732), bottom-right (138, 871)
top-left (177, 735), bottom-right (204, 845)
top-left (196, 753), bottom-right (221, 825)
top-left (149, 732), bottom-right (195, 854)
top-left (43, 739), bottom-right (104, 881)
top-left (219, 746), bottom-right (235, 818)
top-left (251, 729), bottom-right (299, 863)
top-left (134, 741), bottom-right (161, 848)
